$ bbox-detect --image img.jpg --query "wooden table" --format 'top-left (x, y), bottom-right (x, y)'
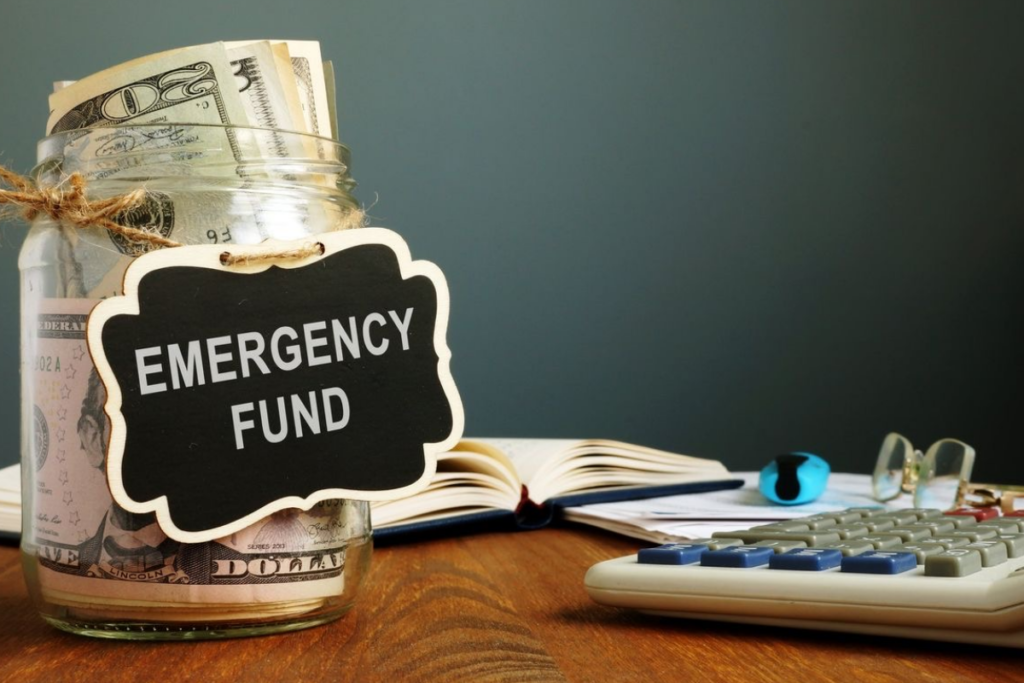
top-left (0, 526), bottom-right (1020, 682)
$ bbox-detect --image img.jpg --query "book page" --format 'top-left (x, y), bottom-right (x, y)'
top-left (369, 442), bottom-right (521, 529)
top-left (470, 439), bottom-right (581, 485)
top-left (370, 475), bottom-right (514, 528)
top-left (470, 438), bottom-right (730, 505)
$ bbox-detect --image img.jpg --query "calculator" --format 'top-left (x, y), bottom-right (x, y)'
top-left (584, 507), bottom-right (1024, 648)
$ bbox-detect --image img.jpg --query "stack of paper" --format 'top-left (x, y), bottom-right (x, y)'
top-left (561, 472), bottom-right (903, 544)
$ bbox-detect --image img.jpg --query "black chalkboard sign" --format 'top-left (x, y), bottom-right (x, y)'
top-left (88, 228), bottom-right (464, 543)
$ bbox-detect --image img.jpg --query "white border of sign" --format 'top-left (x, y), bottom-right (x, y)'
top-left (87, 227), bottom-right (464, 544)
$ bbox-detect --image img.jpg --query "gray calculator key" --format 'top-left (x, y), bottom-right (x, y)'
top-left (750, 521), bottom-right (812, 533)
top-left (830, 525), bottom-right (870, 540)
top-left (949, 529), bottom-right (998, 543)
top-left (900, 508), bottom-right (943, 519)
top-left (711, 530), bottom-right (756, 543)
top-left (942, 515), bottom-right (978, 529)
top-left (991, 534), bottom-right (1024, 558)
top-left (844, 519), bottom-right (896, 533)
top-left (964, 541), bottom-right (1008, 567)
top-left (906, 520), bottom-right (956, 535)
top-left (874, 512), bottom-right (919, 526)
top-left (821, 541), bottom-right (874, 557)
top-left (977, 520), bottom-right (1024, 534)
top-left (885, 527), bottom-right (934, 543)
top-left (843, 507), bottom-right (889, 518)
top-left (751, 540), bottom-right (807, 554)
top-left (891, 543), bottom-right (944, 564)
top-left (858, 535), bottom-right (905, 550)
top-left (925, 549), bottom-right (983, 577)
top-left (924, 536), bottom-right (971, 550)
top-left (711, 530), bottom-right (842, 546)
top-left (686, 537), bottom-right (743, 551)
top-left (796, 516), bottom-right (838, 530)
top-left (820, 511), bottom-right (864, 525)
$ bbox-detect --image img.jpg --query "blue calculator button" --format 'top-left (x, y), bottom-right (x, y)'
top-left (840, 551), bottom-right (917, 575)
top-left (637, 544), bottom-right (709, 565)
top-left (769, 548), bottom-right (843, 571)
top-left (701, 546), bottom-right (774, 568)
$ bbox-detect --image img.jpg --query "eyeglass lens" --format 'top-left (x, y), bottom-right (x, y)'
top-left (914, 440), bottom-right (970, 509)
top-left (873, 434), bottom-right (908, 501)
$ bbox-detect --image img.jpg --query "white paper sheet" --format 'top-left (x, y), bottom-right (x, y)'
top-left (562, 471), bottom-right (906, 543)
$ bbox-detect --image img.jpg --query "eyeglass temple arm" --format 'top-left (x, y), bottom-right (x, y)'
top-left (957, 482), bottom-right (1024, 513)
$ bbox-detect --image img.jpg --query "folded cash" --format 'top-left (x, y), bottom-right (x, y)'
top-left (37, 40), bottom-right (355, 296)
top-left (49, 39), bottom-right (335, 138)
top-left (45, 40), bottom-right (341, 190)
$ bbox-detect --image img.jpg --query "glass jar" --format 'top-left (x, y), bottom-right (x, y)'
top-left (19, 124), bottom-right (372, 639)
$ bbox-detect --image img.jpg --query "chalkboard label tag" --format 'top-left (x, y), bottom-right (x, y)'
top-left (88, 228), bottom-right (464, 544)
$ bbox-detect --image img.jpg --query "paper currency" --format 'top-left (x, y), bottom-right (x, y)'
top-left (226, 41), bottom-right (312, 159)
top-left (324, 60), bottom-right (339, 140)
top-left (220, 39), bottom-right (332, 139)
top-left (25, 41), bottom-right (365, 617)
top-left (279, 41), bottom-right (334, 139)
top-left (49, 43), bottom-right (247, 135)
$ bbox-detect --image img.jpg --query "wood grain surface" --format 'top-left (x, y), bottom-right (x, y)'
top-left (1, 526), bottom-right (1021, 683)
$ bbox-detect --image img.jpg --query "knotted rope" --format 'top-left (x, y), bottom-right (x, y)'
top-left (0, 165), bottom-right (351, 265)
top-left (0, 166), bottom-right (181, 249)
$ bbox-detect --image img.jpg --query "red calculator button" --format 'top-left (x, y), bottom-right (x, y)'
top-left (1004, 510), bottom-right (1024, 518)
top-left (945, 508), bottom-right (1000, 522)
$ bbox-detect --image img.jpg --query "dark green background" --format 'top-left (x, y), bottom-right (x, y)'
top-left (1, 1), bottom-right (1021, 482)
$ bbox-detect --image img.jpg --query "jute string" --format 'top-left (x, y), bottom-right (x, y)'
top-left (0, 165), bottom-right (338, 266)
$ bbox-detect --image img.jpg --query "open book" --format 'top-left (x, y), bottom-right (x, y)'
top-left (0, 439), bottom-right (740, 543)
top-left (371, 438), bottom-right (741, 541)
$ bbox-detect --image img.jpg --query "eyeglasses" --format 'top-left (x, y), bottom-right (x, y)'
top-left (873, 432), bottom-right (1024, 513)
top-left (872, 432), bottom-right (976, 509)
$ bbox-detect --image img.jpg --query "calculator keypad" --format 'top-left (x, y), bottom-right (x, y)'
top-left (637, 506), bottom-right (1024, 581)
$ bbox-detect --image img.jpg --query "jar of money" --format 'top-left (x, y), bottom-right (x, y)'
top-left (19, 124), bottom-right (372, 639)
